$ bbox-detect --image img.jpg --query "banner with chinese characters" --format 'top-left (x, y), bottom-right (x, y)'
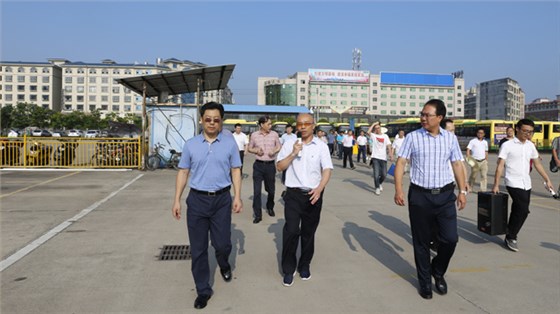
top-left (309, 69), bottom-right (370, 83)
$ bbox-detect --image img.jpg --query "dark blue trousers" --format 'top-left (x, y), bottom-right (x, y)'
top-left (186, 191), bottom-right (232, 296)
top-left (408, 186), bottom-right (458, 290)
top-left (357, 145), bottom-right (367, 163)
top-left (252, 161), bottom-right (276, 218)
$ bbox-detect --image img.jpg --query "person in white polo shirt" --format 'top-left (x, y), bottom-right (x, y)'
top-left (466, 128), bottom-right (489, 192)
top-left (491, 119), bottom-right (554, 252)
top-left (232, 123), bottom-right (248, 176)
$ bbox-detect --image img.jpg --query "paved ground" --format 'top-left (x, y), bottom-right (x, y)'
top-left (1, 152), bottom-right (559, 313)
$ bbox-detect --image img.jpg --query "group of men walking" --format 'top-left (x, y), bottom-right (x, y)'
top-left (171, 101), bottom-right (557, 309)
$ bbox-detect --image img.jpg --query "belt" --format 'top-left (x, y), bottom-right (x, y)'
top-left (190, 186), bottom-right (230, 196)
top-left (410, 183), bottom-right (454, 195)
top-left (255, 160), bottom-right (275, 164)
top-left (287, 187), bottom-right (312, 194)
top-left (475, 158), bottom-right (486, 162)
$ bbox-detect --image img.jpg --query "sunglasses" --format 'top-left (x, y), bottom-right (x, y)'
top-left (296, 122), bottom-right (314, 128)
top-left (203, 117), bottom-right (221, 124)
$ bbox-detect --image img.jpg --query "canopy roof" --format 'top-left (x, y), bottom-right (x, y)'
top-left (116, 64), bottom-right (235, 97)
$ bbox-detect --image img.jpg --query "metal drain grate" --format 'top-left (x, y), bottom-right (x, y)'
top-left (159, 245), bottom-right (191, 260)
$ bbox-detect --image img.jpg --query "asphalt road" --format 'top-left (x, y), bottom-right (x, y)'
top-left (1, 153), bottom-right (559, 313)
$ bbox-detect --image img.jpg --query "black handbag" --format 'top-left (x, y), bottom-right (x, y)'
top-left (551, 158), bottom-right (558, 173)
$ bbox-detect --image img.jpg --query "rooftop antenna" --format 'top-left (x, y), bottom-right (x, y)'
top-left (352, 48), bottom-right (361, 70)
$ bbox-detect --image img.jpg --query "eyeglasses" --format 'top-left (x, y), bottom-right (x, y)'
top-left (296, 122), bottom-right (314, 128)
top-left (519, 129), bottom-right (534, 134)
top-left (203, 117), bottom-right (221, 124)
top-left (419, 112), bottom-right (437, 118)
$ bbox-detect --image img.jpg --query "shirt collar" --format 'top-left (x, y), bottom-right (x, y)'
top-left (200, 131), bottom-right (224, 143)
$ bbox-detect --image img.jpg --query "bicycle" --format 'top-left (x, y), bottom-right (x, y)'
top-left (146, 142), bottom-right (181, 170)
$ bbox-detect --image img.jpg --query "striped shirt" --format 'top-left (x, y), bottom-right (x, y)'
top-left (398, 127), bottom-right (463, 189)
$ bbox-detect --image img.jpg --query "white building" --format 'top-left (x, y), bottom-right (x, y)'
top-left (1, 58), bottom-right (232, 115)
top-left (258, 69), bottom-right (465, 121)
top-left (469, 78), bottom-right (525, 121)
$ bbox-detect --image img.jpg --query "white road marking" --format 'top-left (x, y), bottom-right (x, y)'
top-left (0, 173), bottom-right (144, 272)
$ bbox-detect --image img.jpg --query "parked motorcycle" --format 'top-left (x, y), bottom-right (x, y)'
top-left (53, 141), bottom-right (78, 166)
top-left (1, 140), bottom-right (24, 166)
top-left (27, 141), bottom-right (53, 166)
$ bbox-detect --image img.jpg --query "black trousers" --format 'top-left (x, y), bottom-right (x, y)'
top-left (343, 147), bottom-right (354, 168)
top-left (357, 145), bottom-right (367, 163)
top-left (282, 188), bottom-right (323, 275)
top-left (408, 186), bottom-right (458, 290)
top-left (252, 161), bottom-right (276, 218)
top-left (239, 150), bottom-right (245, 174)
top-left (186, 190), bottom-right (232, 296)
top-left (328, 143), bottom-right (334, 156)
top-left (505, 186), bottom-right (531, 240)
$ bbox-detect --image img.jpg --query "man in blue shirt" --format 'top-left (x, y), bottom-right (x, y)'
top-left (172, 102), bottom-right (243, 310)
top-left (394, 99), bottom-right (467, 300)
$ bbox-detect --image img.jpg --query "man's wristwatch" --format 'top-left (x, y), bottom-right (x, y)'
top-left (460, 190), bottom-right (468, 196)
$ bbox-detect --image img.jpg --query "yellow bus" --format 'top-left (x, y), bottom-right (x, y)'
top-left (455, 120), bottom-right (514, 151)
top-left (272, 121), bottom-right (289, 135)
top-left (542, 121), bottom-right (560, 149)
top-left (355, 123), bottom-right (371, 135)
top-left (334, 122), bottom-right (351, 134)
top-left (223, 119), bottom-right (257, 135)
top-left (385, 118), bottom-right (421, 138)
top-left (315, 122), bottom-right (334, 134)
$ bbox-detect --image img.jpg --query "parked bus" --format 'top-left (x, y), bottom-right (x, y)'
top-left (385, 118), bottom-right (421, 138)
top-left (223, 119), bottom-right (257, 135)
top-left (272, 121), bottom-right (289, 135)
top-left (315, 122), bottom-right (334, 134)
top-left (334, 122), bottom-right (351, 134)
top-left (542, 121), bottom-right (560, 149)
top-left (355, 123), bottom-right (371, 135)
top-left (455, 120), bottom-right (514, 151)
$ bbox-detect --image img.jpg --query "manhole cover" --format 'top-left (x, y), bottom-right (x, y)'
top-left (159, 245), bottom-right (191, 260)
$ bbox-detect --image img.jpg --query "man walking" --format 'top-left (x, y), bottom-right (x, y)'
top-left (276, 113), bottom-right (332, 286)
top-left (466, 128), bottom-right (489, 192)
top-left (336, 131), bottom-right (344, 159)
top-left (280, 124), bottom-right (297, 145)
top-left (172, 102), bottom-right (243, 310)
top-left (342, 130), bottom-right (355, 169)
top-left (394, 99), bottom-right (467, 300)
top-left (368, 122), bottom-right (393, 195)
top-left (492, 119), bottom-right (554, 252)
top-left (356, 130), bottom-right (368, 164)
top-left (248, 115), bottom-right (282, 223)
top-left (232, 123), bottom-right (248, 176)
top-left (327, 129), bottom-right (336, 156)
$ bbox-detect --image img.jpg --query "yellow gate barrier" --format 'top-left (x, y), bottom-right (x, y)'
top-left (1, 137), bottom-right (141, 169)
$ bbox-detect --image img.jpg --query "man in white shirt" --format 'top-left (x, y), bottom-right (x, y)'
top-left (232, 123), bottom-right (248, 175)
top-left (392, 129), bottom-right (405, 157)
top-left (492, 119), bottom-right (554, 252)
top-left (466, 128), bottom-right (489, 192)
top-left (280, 124), bottom-right (297, 145)
top-left (342, 130), bottom-right (355, 170)
top-left (367, 122), bottom-right (393, 195)
top-left (356, 130), bottom-right (368, 164)
top-left (277, 113), bottom-right (332, 286)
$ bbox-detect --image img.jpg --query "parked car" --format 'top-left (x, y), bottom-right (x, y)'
top-left (68, 129), bottom-right (82, 137)
top-left (52, 130), bottom-right (68, 137)
top-left (31, 129), bottom-right (52, 137)
top-left (99, 130), bottom-right (109, 138)
top-left (85, 130), bottom-right (100, 138)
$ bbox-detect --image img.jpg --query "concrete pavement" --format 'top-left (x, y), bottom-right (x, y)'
top-left (1, 152), bottom-right (559, 313)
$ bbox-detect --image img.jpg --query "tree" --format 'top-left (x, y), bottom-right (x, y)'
top-left (1, 104), bottom-right (14, 129)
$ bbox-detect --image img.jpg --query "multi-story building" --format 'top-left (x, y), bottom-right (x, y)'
top-left (258, 69), bottom-right (465, 121)
top-left (524, 96), bottom-right (560, 121)
top-left (0, 61), bottom-right (62, 111)
top-left (464, 87), bottom-right (478, 119)
top-left (0, 58), bottom-right (231, 115)
top-left (474, 78), bottom-right (525, 121)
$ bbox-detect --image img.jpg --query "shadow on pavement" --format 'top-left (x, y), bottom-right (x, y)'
top-left (343, 178), bottom-right (375, 193)
top-left (268, 218), bottom-right (286, 275)
top-left (341, 221), bottom-right (417, 288)
top-left (368, 210), bottom-right (413, 246)
top-left (540, 242), bottom-right (560, 252)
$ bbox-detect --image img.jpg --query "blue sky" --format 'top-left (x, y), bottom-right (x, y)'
top-left (2, 0), bottom-right (558, 105)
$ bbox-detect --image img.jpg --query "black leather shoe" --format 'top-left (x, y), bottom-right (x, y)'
top-left (267, 209), bottom-right (275, 217)
top-left (433, 275), bottom-right (447, 295)
top-left (253, 217), bottom-right (262, 224)
top-left (419, 288), bottom-right (433, 299)
top-left (220, 267), bottom-right (232, 282)
top-left (194, 294), bottom-right (211, 309)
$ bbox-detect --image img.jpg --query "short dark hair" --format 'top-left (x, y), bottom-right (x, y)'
top-left (477, 127), bottom-right (485, 133)
top-left (424, 99), bottom-right (446, 118)
top-left (440, 118), bottom-right (453, 128)
top-left (234, 123), bottom-right (242, 128)
top-left (516, 118), bottom-right (535, 129)
top-left (200, 102), bottom-right (224, 118)
top-left (258, 115), bottom-right (271, 126)
top-left (286, 124), bottom-right (293, 129)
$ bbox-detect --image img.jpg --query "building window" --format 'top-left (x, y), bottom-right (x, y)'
top-left (300, 96), bottom-right (306, 100)
top-left (17, 76), bottom-right (25, 82)
top-left (64, 86), bottom-right (72, 92)
top-left (390, 94), bottom-right (396, 99)
top-left (5, 67), bottom-right (12, 72)
top-left (101, 87), bottom-right (109, 93)
top-left (77, 86), bottom-right (84, 93)
top-left (400, 110), bottom-right (406, 114)
top-left (361, 101), bottom-right (367, 106)
top-left (330, 93), bottom-right (337, 97)
top-left (351, 93), bottom-right (357, 98)
top-left (112, 87), bottom-right (120, 93)
top-left (390, 110), bottom-right (397, 115)
top-left (102, 77), bottom-right (109, 84)
top-left (113, 70), bottom-right (120, 75)
top-left (42, 95), bottom-right (49, 101)
top-left (89, 95), bottom-right (96, 101)
top-left (390, 87), bottom-right (397, 91)
top-left (419, 88), bottom-right (425, 92)
top-left (42, 86), bottom-right (49, 92)
top-left (5, 75), bottom-right (12, 82)
top-left (340, 93), bottom-right (347, 97)
top-left (400, 95), bottom-right (406, 99)
top-left (29, 85), bottom-right (37, 92)
top-left (372, 97), bottom-right (377, 102)
top-left (341, 86), bottom-right (347, 90)
top-left (65, 68), bottom-right (72, 74)
top-left (351, 101), bottom-right (357, 105)
top-left (89, 105), bottom-right (96, 111)
top-left (17, 85), bottom-right (25, 92)
top-left (124, 70), bottom-right (131, 75)
top-left (419, 95), bottom-right (425, 99)
top-left (458, 100), bottom-right (462, 104)
top-left (5, 94), bottom-right (12, 101)
top-left (64, 95), bottom-right (72, 102)
top-left (89, 69), bottom-right (96, 74)
top-left (102, 96), bottom-right (108, 102)
top-left (372, 82), bottom-right (377, 86)
top-left (101, 69), bottom-right (109, 74)
top-left (77, 77), bottom-right (85, 84)
top-left (361, 94), bottom-right (367, 98)
top-left (112, 105), bottom-right (120, 111)
top-left (5, 85), bottom-right (12, 91)
top-left (42, 76), bottom-right (49, 83)
top-left (390, 102), bottom-right (396, 106)
top-left (29, 76), bottom-right (37, 83)
top-left (89, 77), bottom-right (96, 83)
top-left (381, 110), bottom-right (387, 114)
top-left (400, 102), bottom-right (406, 107)
top-left (77, 96), bottom-right (84, 102)
top-left (77, 105), bottom-right (84, 111)
top-left (77, 68), bottom-right (85, 74)
top-left (113, 96), bottom-right (119, 102)
top-left (101, 104), bottom-right (108, 110)
top-left (300, 80), bottom-right (306, 84)
top-left (42, 68), bottom-right (50, 73)
top-left (457, 85), bottom-right (462, 90)
top-left (330, 100), bottom-right (336, 105)
top-left (124, 105), bottom-right (131, 111)
top-left (65, 77), bottom-right (72, 83)
top-left (30, 95), bottom-right (37, 101)
top-left (17, 95), bottom-right (25, 101)
top-left (89, 86), bottom-right (96, 93)
top-left (341, 101), bottom-right (347, 105)
top-left (124, 96), bottom-right (131, 102)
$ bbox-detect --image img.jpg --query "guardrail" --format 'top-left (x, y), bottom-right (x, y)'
top-left (0, 137), bottom-right (142, 169)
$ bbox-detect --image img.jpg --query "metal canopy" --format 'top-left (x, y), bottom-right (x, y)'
top-left (116, 64), bottom-right (235, 97)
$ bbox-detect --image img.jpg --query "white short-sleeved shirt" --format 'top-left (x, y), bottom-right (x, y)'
top-left (498, 137), bottom-right (539, 190)
top-left (356, 135), bottom-right (368, 146)
top-left (370, 133), bottom-right (392, 161)
top-left (342, 134), bottom-right (354, 147)
top-left (277, 137), bottom-right (333, 190)
top-left (467, 138), bottom-right (488, 160)
top-left (281, 133), bottom-right (297, 145)
top-left (392, 136), bottom-right (404, 153)
top-left (232, 132), bottom-right (248, 151)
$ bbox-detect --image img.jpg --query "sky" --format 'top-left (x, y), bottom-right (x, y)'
top-left (1, 0), bottom-right (559, 105)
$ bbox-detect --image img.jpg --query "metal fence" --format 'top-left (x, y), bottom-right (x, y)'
top-left (0, 137), bottom-right (142, 169)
